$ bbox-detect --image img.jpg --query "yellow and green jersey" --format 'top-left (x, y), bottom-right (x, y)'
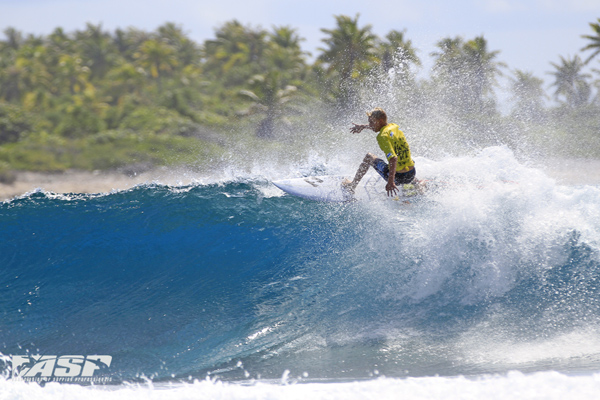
top-left (376, 123), bottom-right (414, 171)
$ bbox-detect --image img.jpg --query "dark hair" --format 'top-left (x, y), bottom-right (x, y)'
top-left (366, 108), bottom-right (387, 123)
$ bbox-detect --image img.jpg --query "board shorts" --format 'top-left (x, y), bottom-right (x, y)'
top-left (373, 158), bottom-right (416, 184)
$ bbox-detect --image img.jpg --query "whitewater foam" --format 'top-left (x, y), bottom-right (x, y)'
top-left (2, 372), bottom-right (600, 400)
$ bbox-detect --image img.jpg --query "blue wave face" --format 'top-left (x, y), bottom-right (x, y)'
top-left (0, 182), bottom-right (364, 381)
top-left (2, 156), bottom-right (600, 383)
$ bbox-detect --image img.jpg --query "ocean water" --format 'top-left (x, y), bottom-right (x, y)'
top-left (1, 146), bottom-right (600, 399)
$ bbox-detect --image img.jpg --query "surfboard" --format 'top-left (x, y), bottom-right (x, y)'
top-left (272, 175), bottom-right (421, 202)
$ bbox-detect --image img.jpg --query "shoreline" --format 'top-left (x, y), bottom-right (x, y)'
top-left (2, 159), bottom-right (600, 202)
top-left (0, 169), bottom-right (202, 202)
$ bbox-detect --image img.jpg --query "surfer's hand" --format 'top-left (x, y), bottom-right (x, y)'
top-left (386, 182), bottom-right (399, 197)
top-left (350, 123), bottom-right (367, 134)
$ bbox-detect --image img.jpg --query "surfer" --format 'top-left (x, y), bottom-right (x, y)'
top-left (343, 108), bottom-right (417, 197)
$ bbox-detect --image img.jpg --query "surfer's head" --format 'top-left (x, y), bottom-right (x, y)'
top-left (366, 108), bottom-right (387, 131)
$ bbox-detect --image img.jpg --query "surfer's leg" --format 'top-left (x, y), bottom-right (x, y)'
top-left (343, 153), bottom-right (377, 193)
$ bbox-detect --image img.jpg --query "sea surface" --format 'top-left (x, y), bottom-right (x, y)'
top-left (1, 146), bottom-right (600, 399)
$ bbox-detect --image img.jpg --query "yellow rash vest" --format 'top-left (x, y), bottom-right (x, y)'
top-left (376, 123), bottom-right (415, 171)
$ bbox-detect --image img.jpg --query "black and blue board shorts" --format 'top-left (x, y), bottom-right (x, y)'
top-left (373, 158), bottom-right (416, 185)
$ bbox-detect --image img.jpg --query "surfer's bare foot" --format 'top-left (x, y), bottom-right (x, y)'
top-left (341, 178), bottom-right (356, 194)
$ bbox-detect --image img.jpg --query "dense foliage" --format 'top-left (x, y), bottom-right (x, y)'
top-left (0, 16), bottom-right (599, 176)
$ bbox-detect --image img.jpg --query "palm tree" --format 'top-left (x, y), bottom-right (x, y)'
top-left (114, 27), bottom-right (151, 61)
top-left (431, 35), bottom-right (505, 112)
top-left (55, 54), bottom-right (93, 95)
top-left (430, 36), bottom-right (467, 105)
top-left (548, 55), bottom-right (591, 108)
top-left (46, 27), bottom-right (76, 62)
top-left (202, 20), bottom-right (267, 86)
top-left (75, 23), bottom-right (116, 81)
top-left (318, 14), bottom-right (378, 109)
top-left (13, 43), bottom-right (53, 109)
top-left (134, 38), bottom-right (178, 91)
top-left (238, 32), bottom-right (307, 138)
top-left (379, 30), bottom-right (420, 74)
top-left (157, 22), bottom-right (201, 66)
top-left (270, 26), bottom-right (305, 52)
top-left (239, 71), bottom-right (298, 138)
top-left (431, 37), bottom-right (464, 73)
top-left (105, 61), bottom-right (147, 104)
top-left (0, 28), bottom-right (23, 101)
top-left (265, 26), bottom-right (308, 83)
top-left (581, 18), bottom-right (600, 65)
top-left (509, 70), bottom-right (547, 121)
top-left (462, 36), bottom-right (506, 108)
top-left (1, 27), bottom-right (23, 51)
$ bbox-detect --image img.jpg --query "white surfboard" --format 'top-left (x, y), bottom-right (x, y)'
top-left (272, 175), bottom-right (421, 202)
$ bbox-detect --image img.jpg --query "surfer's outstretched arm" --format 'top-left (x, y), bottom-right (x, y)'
top-left (350, 123), bottom-right (369, 134)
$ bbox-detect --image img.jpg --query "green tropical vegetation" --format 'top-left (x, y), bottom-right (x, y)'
top-left (0, 15), bottom-right (599, 181)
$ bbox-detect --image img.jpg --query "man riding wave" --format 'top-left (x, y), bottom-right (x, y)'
top-left (343, 108), bottom-right (417, 197)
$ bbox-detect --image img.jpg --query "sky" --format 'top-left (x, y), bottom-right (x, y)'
top-left (1, 0), bottom-right (599, 91)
